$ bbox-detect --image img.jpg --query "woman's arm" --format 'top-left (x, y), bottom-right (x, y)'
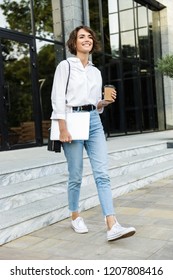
top-left (58, 119), bottom-right (72, 143)
top-left (97, 89), bottom-right (117, 110)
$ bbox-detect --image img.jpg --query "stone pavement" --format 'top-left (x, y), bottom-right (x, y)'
top-left (0, 175), bottom-right (173, 260)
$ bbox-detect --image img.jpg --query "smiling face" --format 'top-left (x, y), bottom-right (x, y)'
top-left (76, 28), bottom-right (93, 55)
top-left (67, 25), bottom-right (100, 55)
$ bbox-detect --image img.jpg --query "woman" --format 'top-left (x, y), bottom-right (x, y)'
top-left (51, 25), bottom-right (136, 241)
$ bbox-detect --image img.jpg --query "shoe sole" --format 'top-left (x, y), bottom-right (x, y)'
top-left (71, 225), bottom-right (88, 234)
top-left (107, 229), bottom-right (136, 241)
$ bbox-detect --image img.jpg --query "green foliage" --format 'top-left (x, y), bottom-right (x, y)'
top-left (4, 44), bottom-right (56, 126)
top-left (0, 0), bottom-right (56, 125)
top-left (37, 44), bottom-right (56, 119)
top-left (0, 0), bottom-right (31, 33)
top-left (5, 57), bottom-right (33, 126)
top-left (0, 0), bottom-right (52, 36)
top-left (157, 54), bottom-right (173, 78)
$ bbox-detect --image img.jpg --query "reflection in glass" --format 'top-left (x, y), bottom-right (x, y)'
top-left (88, 0), bottom-right (100, 40)
top-left (148, 9), bottom-right (153, 26)
top-left (0, 0), bottom-right (32, 34)
top-left (124, 78), bottom-right (140, 132)
top-left (121, 31), bottom-right (136, 58)
top-left (36, 41), bottom-right (55, 119)
top-left (120, 10), bottom-right (134, 32)
top-left (140, 62), bottom-right (150, 77)
top-left (36, 40), bottom-right (64, 142)
top-left (108, 0), bottom-right (117, 13)
top-left (123, 60), bottom-right (138, 78)
top-left (89, 0), bottom-right (163, 135)
top-left (34, 0), bottom-right (54, 40)
top-left (118, 0), bottom-right (133, 11)
top-left (126, 109), bottom-right (140, 131)
top-left (110, 34), bottom-right (119, 57)
top-left (0, 0), bottom-right (57, 40)
top-left (141, 76), bottom-right (155, 130)
top-left (0, 0), bottom-right (8, 28)
top-left (137, 6), bottom-right (147, 28)
top-left (109, 13), bottom-right (119, 34)
top-left (138, 27), bottom-right (149, 61)
top-left (2, 38), bottom-right (35, 145)
top-left (110, 61), bottom-right (121, 80)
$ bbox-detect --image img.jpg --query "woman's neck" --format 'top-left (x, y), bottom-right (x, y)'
top-left (76, 53), bottom-right (89, 67)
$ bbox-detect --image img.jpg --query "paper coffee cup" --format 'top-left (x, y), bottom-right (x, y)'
top-left (104, 85), bottom-right (115, 101)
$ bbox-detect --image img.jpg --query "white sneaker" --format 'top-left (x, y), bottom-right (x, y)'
top-left (71, 217), bottom-right (88, 234)
top-left (107, 222), bottom-right (136, 241)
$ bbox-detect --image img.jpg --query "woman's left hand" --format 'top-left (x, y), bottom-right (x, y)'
top-left (108, 89), bottom-right (117, 102)
top-left (97, 89), bottom-right (117, 109)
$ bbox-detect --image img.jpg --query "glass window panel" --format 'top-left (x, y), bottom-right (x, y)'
top-left (89, 0), bottom-right (100, 40)
top-left (121, 31), bottom-right (136, 58)
top-left (0, 0), bottom-right (32, 33)
top-left (123, 60), bottom-right (138, 78)
top-left (110, 61), bottom-right (121, 80)
top-left (108, 0), bottom-right (117, 13)
top-left (124, 78), bottom-right (141, 132)
top-left (36, 40), bottom-right (63, 127)
top-left (109, 13), bottom-right (119, 34)
top-left (110, 34), bottom-right (120, 57)
top-left (148, 9), bottom-right (153, 26)
top-left (126, 109), bottom-right (140, 131)
top-left (34, 0), bottom-right (54, 40)
top-left (0, 0), bottom-right (59, 40)
top-left (137, 6), bottom-right (147, 28)
top-left (118, 0), bottom-right (133, 11)
top-left (140, 63), bottom-right (151, 77)
top-left (120, 10), bottom-right (134, 32)
top-left (138, 27), bottom-right (148, 39)
top-left (1, 38), bottom-right (35, 145)
top-left (37, 41), bottom-right (55, 141)
top-left (103, 59), bottom-right (121, 81)
top-left (141, 76), bottom-right (155, 130)
top-left (138, 27), bottom-right (149, 60)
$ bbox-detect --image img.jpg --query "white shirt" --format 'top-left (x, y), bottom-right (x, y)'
top-left (51, 57), bottom-right (103, 120)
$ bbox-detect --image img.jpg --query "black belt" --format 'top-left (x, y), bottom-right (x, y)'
top-left (72, 105), bottom-right (96, 112)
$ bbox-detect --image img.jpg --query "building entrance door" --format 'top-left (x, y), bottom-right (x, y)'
top-left (0, 30), bottom-right (42, 151)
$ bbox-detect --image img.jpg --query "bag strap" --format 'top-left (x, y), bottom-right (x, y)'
top-left (65, 60), bottom-right (70, 95)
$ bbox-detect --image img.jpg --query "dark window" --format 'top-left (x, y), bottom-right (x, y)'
top-left (89, 0), bottom-right (165, 135)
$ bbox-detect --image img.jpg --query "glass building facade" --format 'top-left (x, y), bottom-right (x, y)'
top-left (89, 0), bottom-right (165, 136)
top-left (0, 0), bottom-right (168, 151)
top-left (0, 0), bottom-right (64, 150)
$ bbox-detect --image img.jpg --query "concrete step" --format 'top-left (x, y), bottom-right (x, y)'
top-left (1, 157), bottom-right (173, 245)
top-left (0, 142), bottom-right (170, 187)
top-left (1, 147), bottom-right (173, 212)
top-left (1, 137), bottom-right (173, 245)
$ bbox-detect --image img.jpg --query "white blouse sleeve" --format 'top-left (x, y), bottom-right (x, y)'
top-left (96, 70), bottom-right (104, 114)
top-left (50, 60), bottom-right (69, 120)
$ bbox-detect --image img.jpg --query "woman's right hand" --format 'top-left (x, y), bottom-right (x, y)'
top-left (58, 119), bottom-right (72, 143)
top-left (59, 131), bottom-right (72, 143)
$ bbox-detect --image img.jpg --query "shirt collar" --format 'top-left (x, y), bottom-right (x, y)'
top-left (67, 57), bottom-right (94, 66)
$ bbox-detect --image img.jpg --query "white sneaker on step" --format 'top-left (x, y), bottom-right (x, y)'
top-left (107, 222), bottom-right (136, 241)
top-left (71, 217), bottom-right (88, 234)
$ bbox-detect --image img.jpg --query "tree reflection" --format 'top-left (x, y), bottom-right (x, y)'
top-left (0, 0), bottom-right (53, 37)
top-left (0, 0), bottom-right (56, 128)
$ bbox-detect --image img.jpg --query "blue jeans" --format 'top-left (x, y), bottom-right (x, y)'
top-left (63, 110), bottom-right (115, 216)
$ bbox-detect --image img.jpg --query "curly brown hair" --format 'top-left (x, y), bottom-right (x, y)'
top-left (66, 25), bottom-right (100, 55)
